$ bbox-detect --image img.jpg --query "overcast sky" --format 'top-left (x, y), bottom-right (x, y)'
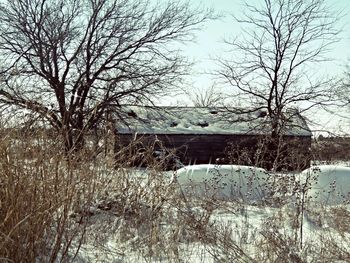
top-left (181, 0), bottom-right (350, 91)
top-left (165, 0), bottom-right (350, 134)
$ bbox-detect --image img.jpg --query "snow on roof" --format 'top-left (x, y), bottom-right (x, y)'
top-left (115, 106), bottom-right (312, 136)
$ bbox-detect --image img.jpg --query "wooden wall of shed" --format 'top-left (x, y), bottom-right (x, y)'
top-left (115, 133), bottom-right (311, 171)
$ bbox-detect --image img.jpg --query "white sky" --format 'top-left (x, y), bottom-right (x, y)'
top-left (164, 0), bottom-right (350, 135)
top-left (184, 0), bottom-right (350, 88)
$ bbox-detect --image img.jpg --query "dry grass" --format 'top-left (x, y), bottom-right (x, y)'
top-left (0, 129), bottom-right (98, 262)
top-left (1, 127), bottom-right (350, 262)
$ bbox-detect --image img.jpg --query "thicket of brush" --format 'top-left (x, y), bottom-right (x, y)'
top-left (0, 128), bottom-right (99, 262)
top-left (1, 127), bottom-right (350, 263)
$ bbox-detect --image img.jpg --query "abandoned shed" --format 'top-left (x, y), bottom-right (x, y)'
top-left (114, 106), bottom-right (312, 171)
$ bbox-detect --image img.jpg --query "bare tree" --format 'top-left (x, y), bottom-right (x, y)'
top-left (0, 0), bottom-right (211, 153)
top-left (190, 85), bottom-right (224, 107)
top-left (331, 62), bottom-right (350, 129)
top-left (340, 62), bottom-right (350, 102)
top-left (218, 0), bottom-right (339, 138)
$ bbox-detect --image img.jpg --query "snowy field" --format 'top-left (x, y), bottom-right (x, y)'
top-left (72, 164), bottom-right (350, 263)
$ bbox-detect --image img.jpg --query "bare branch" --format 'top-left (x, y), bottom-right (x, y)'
top-left (217, 0), bottom-right (340, 136)
top-left (0, 0), bottom-right (213, 152)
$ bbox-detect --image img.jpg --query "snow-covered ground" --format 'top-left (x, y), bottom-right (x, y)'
top-left (72, 164), bottom-right (350, 262)
top-left (177, 164), bottom-right (350, 205)
top-left (176, 164), bottom-right (273, 203)
top-left (300, 165), bottom-right (350, 205)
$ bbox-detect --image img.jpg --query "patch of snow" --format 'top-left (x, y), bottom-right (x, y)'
top-left (300, 165), bottom-right (350, 205)
top-left (69, 165), bottom-right (350, 262)
top-left (176, 164), bottom-right (272, 202)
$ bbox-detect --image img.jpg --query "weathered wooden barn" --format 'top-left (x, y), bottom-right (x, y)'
top-left (114, 106), bottom-right (312, 171)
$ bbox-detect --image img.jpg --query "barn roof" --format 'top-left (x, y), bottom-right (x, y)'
top-left (114, 106), bottom-right (312, 137)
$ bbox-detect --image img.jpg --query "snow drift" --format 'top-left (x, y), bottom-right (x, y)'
top-left (300, 165), bottom-right (350, 205)
top-left (176, 164), bottom-right (272, 202)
